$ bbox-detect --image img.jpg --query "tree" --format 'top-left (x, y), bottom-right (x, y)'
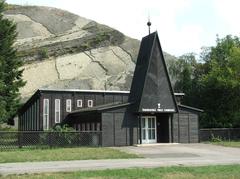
top-left (170, 35), bottom-right (240, 128)
top-left (200, 35), bottom-right (240, 128)
top-left (0, 0), bottom-right (25, 123)
top-left (171, 53), bottom-right (200, 106)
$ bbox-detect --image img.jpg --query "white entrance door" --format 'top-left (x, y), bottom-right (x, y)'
top-left (141, 116), bottom-right (157, 144)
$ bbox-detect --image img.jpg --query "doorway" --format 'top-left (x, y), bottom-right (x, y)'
top-left (157, 114), bottom-right (170, 143)
top-left (141, 116), bottom-right (157, 144)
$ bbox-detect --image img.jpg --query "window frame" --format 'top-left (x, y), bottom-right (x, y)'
top-left (55, 99), bottom-right (61, 123)
top-left (87, 100), bottom-right (93, 108)
top-left (66, 99), bottom-right (72, 112)
top-left (43, 99), bottom-right (49, 130)
top-left (77, 99), bottom-right (83, 108)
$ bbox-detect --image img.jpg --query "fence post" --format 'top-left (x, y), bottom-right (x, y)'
top-left (18, 132), bottom-right (22, 149)
top-left (48, 132), bottom-right (52, 148)
top-left (228, 128), bottom-right (231, 142)
top-left (99, 132), bottom-right (102, 147)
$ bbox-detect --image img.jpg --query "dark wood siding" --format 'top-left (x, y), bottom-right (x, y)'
top-left (20, 90), bottom-right (129, 134)
top-left (114, 94), bottom-right (123, 103)
top-left (39, 95), bottom-right (43, 130)
top-left (38, 91), bottom-right (129, 131)
top-left (172, 109), bottom-right (199, 143)
top-left (172, 114), bottom-right (179, 143)
top-left (123, 95), bottom-right (128, 103)
top-left (95, 94), bottom-right (104, 106)
top-left (101, 110), bottom-right (138, 147)
top-left (189, 114), bottom-right (199, 143)
top-left (114, 113), bottom-right (127, 146)
top-left (18, 97), bottom-right (40, 131)
top-left (104, 94), bottom-right (114, 104)
top-left (179, 114), bottom-right (189, 143)
top-left (102, 113), bottom-right (114, 146)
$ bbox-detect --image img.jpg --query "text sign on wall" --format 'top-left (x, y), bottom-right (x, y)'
top-left (142, 108), bottom-right (175, 112)
top-left (142, 103), bottom-right (175, 112)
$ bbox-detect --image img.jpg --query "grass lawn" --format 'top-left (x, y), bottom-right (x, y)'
top-left (0, 147), bottom-right (139, 163)
top-left (210, 141), bottom-right (240, 148)
top-left (1, 165), bottom-right (240, 179)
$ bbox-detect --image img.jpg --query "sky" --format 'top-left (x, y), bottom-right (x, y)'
top-left (6, 0), bottom-right (240, 57)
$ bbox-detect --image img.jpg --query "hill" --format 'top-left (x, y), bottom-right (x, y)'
top-left (4, 5), bottom-right (176, 101)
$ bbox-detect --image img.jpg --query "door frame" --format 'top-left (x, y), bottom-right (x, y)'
top-left (140, 116), bottom-right (157, 144)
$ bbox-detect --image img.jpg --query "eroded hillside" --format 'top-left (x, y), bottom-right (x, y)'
top-left (4, 5), bottom-right (176, 101)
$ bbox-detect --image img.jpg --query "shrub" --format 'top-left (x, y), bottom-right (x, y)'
top-left (38, 48), bottom-right (48, 59)
top-left (211, 133), bottom-right (223, 142)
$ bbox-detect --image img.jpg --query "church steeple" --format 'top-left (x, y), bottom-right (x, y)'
top-left (129, 32), bottom-right (178, 113)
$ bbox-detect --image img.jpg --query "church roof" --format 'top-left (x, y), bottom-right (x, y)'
top-left (68, 102), bottom-right (131, 116)
top-left (129, 31), bottom-right (178, 113)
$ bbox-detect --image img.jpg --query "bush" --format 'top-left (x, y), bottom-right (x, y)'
top-left (38, 48), bottom-right (48, 59)
top-left (0, 123), bottom-right (17, 131)
top-left (211, 134), bottom-right (223, 142)
top-left (38, 125), bottom-right (77, 147)
top-left (51, 124), bottom-right (75, 132)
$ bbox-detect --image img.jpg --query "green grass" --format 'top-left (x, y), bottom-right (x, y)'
top-left (2, 165), bottom-right (240, 179)
top-left (210, 141), bottom-right (240, 148)
top-left (0, 147), bottom-right (139, 163)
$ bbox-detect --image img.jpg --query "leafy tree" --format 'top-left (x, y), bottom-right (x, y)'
top-left (0, 0), bottom-right (25, 123)
top-left (170, 53), bottom-right (201, 106)
top-left (200, 35), bottom-right (240, 128)
top-left (170, 35), bottom-right (240, 128)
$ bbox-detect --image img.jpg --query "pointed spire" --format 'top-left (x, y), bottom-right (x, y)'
top-left (147, 15), bottom-right (151, 35)
top-left (129, 32), bottom-right (178, 113)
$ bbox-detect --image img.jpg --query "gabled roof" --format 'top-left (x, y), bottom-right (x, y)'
top-left (38, 88), bottom-right (130, 94)
top-left (129, 31), bottom-right (178, 113)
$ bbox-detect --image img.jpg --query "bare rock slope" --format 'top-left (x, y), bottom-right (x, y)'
top-left (4, 5), bottom-right (175, 101)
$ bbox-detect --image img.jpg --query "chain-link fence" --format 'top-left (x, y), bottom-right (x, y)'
top-left (200, 128), bottom-right (240, 141)
top-left (0, 131), bottom-right (102, 150)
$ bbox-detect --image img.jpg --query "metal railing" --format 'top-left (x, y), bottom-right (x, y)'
top-left (0, 131), bottom-right (102, 150)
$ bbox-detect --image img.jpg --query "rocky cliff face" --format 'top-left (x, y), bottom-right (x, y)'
top-left (4, 5), bottom-right (176, 101)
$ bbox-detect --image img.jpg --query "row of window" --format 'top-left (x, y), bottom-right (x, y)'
top-left (43, 99), bottom-right (94, 130)
top-left (73, 122), bottom-right (101, 131)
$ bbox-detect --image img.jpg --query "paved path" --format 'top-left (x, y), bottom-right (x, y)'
top-left (0, 144), bottom-right (240, 176)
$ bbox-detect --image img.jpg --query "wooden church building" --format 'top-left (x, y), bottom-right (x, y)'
top-left (18, 32), bottom-right (202, 146)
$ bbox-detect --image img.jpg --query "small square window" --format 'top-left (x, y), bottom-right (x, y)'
top-left (88, 100), bottom-right (93, 108)
top-left (77, 100), bottom-right (83, 107)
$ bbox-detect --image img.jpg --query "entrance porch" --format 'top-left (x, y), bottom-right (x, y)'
top-left (139, 114), bottom-right (171, 144)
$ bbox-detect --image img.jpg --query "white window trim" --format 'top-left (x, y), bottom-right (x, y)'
top-left (66, 99), bottom-right (72, 112)
top-left (55, 99), bottom-right (61, 123)
top-left (43, 99), bottom-right (49, 130)
top-left (88, 100), bottom-right (93, 108)
top-left (77, 99), bottom-right (83, 107)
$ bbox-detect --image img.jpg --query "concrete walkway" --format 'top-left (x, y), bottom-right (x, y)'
top-left (0, 144), bottom-right (240, 176)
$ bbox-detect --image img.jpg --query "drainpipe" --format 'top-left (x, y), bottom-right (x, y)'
top-left (139, 114), bottom-right (142, 144)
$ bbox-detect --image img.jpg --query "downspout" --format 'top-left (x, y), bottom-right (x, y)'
top-left (139, 114), bottom-right (142, 144)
